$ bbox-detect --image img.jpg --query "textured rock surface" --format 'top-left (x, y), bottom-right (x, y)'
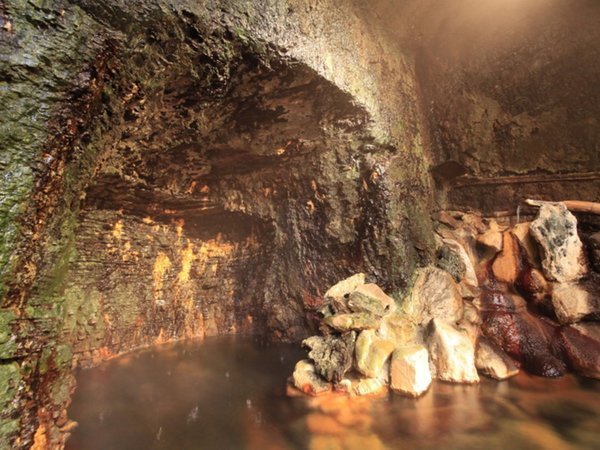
top-left (442, 239), bottom-right (478, 286)
top-left (348, 283), bottom-right (396, 316)
top-left (402, 266), bottom-right (463, 325)
top-left (390, 345), bottom-right (432, 397)
top-left (479, 289), bottom-right (566, 377)
top-left (475, 338), bottom-right (519, 380)
top-left (491, 232), bottom-right (524, 284)
top-left (303, 333), bottom-right (356, 383)
top-left (552, 281), bottom-right (600, 324)
top-left (293, 359), bottom-right (332, 396)
top-left (324, 313), bottom-right (381, 332)
top-left (354, 330), bottom-right (394, 378)
top-left (0, 1), bottom-right (437, 446)
top-left (426, 319), bottom-right (479, 384)
top-left (530, 203), bottom-right (588, 283)
top-left (324, 273), bottom-right (366, 313)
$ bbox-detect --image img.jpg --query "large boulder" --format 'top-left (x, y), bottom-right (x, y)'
top-left (529, 203), bottom-right (588, 282)
top-left (303, 333), bottom-right (356, 382)
top-left (390, 345), bottom-right (432, 397)
top-left (402, 266), bottom-right (463, 325)
top-left (323, 313), bottom-right (380, 332)
top-left (426, 319), bottom-right (479, 383)
top-left (475, 338), bottom-right (519, 380)
top-left (354, 330), bottom-right (395, 378)
top-left (552, 281), bottom-right (600, 324)
top-left (348, 283), bottom-right (396, 316)
top-left (292, 360), bottom-right (331, 396)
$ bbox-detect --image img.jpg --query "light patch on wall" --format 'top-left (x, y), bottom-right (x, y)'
top-left (153, 252), bottom-right (172, 295)
top-left (177, 243), bottom-right (195, 284)
top-left (112, 220), bottom-right (123, 239)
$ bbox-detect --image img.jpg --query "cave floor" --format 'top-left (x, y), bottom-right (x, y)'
top-left (65, 336), bottom-right (600, 450)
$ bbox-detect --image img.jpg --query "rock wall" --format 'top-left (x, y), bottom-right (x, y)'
top-left (0, 1), bottom-right (434, 447)
top-left (371, 0), bottom-right (600, 211)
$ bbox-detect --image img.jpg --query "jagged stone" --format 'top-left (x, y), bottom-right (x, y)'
top-left (552, 281), bottom-right (600, 324)
top-left (436, 243), bottom-right (466, 283)
top-left (348, 283), bottom-right (395, 316)
top-left (530, 203), bottom-right (588, 282)
top-left (517, 267), bottom-right (549, 303)
top-left (443, 238), bottom-right (478, 286)
top-left (323, 313), bottom-right (380, 332)
top-left (390, 345), bottom-right (432, 397)
top-left (354, 330), bottom-right (395, 378)
top-left (323, 273), bottom-right (366, 314)
top-left (475, 338), bottom-right (519, 380)
top-left (458, 282), bottom-right (481, 300)
top-left (477, 221), bottom-right (503, 253)
top-left (491, 232), bottom-right (523, 284)
top-left (292, 360), bottom-right (332, 396)
top-left (303, 333), bottom-right (356, 382)
top-left (426, 319), bottom-right (479, 383)
top-left (402, 266), bottom-right (463, 325)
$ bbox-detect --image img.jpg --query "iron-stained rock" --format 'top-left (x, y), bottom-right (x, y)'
top-left (348, 283), bottom-right (395, 316)
top-left (477, 221), bottom-right (503, 253)
top-left (556, 326), bottom-right (600, 379)
top-left (530, 203), bottom-right (588, 282)
top-left (491, 232), bottom-right (523, 284)
top-left (303, 333), bottom-right (356, 382)
top-left (402, 266), bottom-right (463, 325)
top-left (390, 345), bottom-right (432, 397)
top-left (426, 319), bottom-right (479, 383)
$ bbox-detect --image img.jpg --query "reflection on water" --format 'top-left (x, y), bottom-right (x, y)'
top-left (66, 336), bottom-right (600, 450)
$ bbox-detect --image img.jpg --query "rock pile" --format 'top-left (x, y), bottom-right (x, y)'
top-left (290, 201), bottom-right (600, 399)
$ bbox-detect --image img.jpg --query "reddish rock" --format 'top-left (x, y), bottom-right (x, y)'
top-left (555, 326), bottom-right (600, 379)
top-left (479, 289), bottom-right (566, 377)
top-left (491, 232), bottom-right (526, 285)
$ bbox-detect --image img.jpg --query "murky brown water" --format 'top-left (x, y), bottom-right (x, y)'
top-left (66, 336), bottom-right (600, 450)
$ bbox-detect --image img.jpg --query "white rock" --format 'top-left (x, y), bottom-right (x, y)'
top-left (427, 319), bottom-right (479, 384)
top-left (402, 266), bottom-right (463, 325)
top-left (552, 282), bottom-right (600, 324)
top-left (530, 203), bottom-right (588, 282)
top-left (475, 339), bottom-right (519, 380)
top-left (390, 345), bottom-right (432, 397)
top-left (292, 360), bottom-right (331, 396)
